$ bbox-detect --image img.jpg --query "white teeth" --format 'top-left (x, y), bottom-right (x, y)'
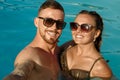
top-left (76, 35), bottom-right (82, 38)
top-left (48, 31), bottom-right (56, 37)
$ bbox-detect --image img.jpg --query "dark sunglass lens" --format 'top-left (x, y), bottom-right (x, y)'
top-left (44, 18), bottom-right (54, 27)
top-left (70, 23), bottom-right (78, 31)
top-left (81, 24), bottom-right (90, 32)
top-left (56, 21), bottom-right (66, 29)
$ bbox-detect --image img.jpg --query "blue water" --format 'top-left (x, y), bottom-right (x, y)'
top-left (0, 0), bottom-right (120, 80)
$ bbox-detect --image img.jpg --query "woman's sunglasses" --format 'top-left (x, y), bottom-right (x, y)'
top-left (38, 17), bottom-right (66, 30)
top-left (70, 22), bottom-right (95, 32)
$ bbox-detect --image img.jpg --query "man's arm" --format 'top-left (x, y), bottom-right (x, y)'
top-left (3, 47), bottom-right (35, 80)
top-left (3, 60), bottom-right (34, 80)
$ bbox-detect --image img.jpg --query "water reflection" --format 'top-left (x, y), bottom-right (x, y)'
top-left (63, 2), bottom-right (106, 10)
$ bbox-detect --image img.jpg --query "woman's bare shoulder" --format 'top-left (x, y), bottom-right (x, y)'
top-left (92, 57), bottom-right (112, 78)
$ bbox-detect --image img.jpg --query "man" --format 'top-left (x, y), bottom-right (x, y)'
top-left (4, 0), bottom-right (66, 80)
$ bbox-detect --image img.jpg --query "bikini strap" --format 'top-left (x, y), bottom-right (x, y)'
top-left (89, 57), bottom-right (104, 74)
top-left (60, 51), bottom-right (69, 71)
top-left (60, 45), bottom-right (74, 71)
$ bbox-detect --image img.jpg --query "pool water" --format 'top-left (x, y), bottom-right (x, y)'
top-left (0, 0), bottom-right (120, 79)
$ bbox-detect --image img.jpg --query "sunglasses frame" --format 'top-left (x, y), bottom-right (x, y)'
top-left (70, 22), bottom-right (95, 32)
top-left (38, 17), bottom-right (66, 29)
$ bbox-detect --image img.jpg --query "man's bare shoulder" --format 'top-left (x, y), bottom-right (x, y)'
top-left (14, 46), bottom-right (41, 65)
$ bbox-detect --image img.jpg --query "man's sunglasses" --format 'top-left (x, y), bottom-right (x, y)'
top-left (38, 17), bottom-right (66, 29)
top-left (70, 22), bottom-right (95, 32)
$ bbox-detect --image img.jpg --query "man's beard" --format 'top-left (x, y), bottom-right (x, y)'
top-left (43, 35), bottom-right (58, 44)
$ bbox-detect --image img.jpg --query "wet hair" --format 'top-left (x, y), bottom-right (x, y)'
top-left (38, 0), bottom-right (64, 15)
top-left (77, 10), bottom-right (103, 52)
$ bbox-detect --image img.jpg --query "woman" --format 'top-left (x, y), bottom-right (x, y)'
top-left (60, 10), bottom-right (112, 80)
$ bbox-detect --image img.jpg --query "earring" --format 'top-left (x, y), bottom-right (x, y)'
top-left (93, 38), bottom-right (96, 42)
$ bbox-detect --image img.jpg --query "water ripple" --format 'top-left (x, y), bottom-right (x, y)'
top-left (66, 14), bottom-right (76, 18)
top-left (102, 50), bottom-right (120, 54)
top-left (103, 33), bottom-right (111, 38)
top-left (63, 2), bottom-right (107, 10)
top-left (0, 0), bottom-right (39, 11)
top-left (103, 18), bottom-right (117, 23)
top-left (0, 0), bottom-right (5, 2)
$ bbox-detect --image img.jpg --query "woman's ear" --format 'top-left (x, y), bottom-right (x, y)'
top-left (34, 17), bottom-right (39, 28)
top-left (95, 30), bottom-right (101, 38)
